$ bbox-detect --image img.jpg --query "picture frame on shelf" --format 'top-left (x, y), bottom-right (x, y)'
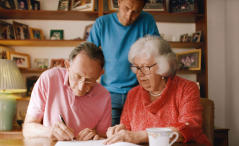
top-left (17, 0), bottom-right (29, 10)
top-left (29, 27), bottom-right (44, 40)
top-left (0, 0), bottom-right (16, 9)
top-left (170, 0), bottom-right (198, 13)
top-left (144, 0), bottom-right (166, 11)
top-left (0, 45), bottom-right (14, 59)
top-left (50, 59), bottom-right (65, 68)
top-left (176, 49), bottom-right (201, 71)
top-left (0, 20), bottom-right (15, 40)
top-left (83, 24), bottom-right (93, 40)
top-left (13, 21), bottom-right (30, 40)
top-left (192, 31), bottom-right (201, 42)
top-left (29, 0), bottom-right (40, 10)
top-left (26, 76), bottom-right (39, 96)
top-left (58, 0), bottom-right (70, 11)
top-left (50, 29), bottom-right (64, 40)
top-left (7, 51), bottom-right (31, 69)
top-left (33, 58), bottom-right (49, 69)
top-left (108, 0), bottom-right (118, 11)
top-left (71, 0), bottom-right (95, 11)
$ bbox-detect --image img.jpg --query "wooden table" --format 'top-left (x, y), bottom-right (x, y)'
top-left (0, 131), bottom-right (205, 146)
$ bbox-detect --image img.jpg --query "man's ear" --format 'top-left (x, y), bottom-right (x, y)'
top-left (64, 60), bottom-right (70, 69)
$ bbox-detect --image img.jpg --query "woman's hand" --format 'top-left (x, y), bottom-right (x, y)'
top-left (49, 121), bottom-right (74, 141)
top-left (76, 128), bottom-right (101, 141)
top-left (104, 130), bottom-right (135, 144)
top-left (106, 124), bottom-right (126, 138)
top-left (104, 130), bottom-right (148, 145)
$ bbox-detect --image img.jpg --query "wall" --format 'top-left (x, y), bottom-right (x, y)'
top-left (208, 0), bottom-right (239, 145)
top-left (225, 0), bottom-right (239, 145)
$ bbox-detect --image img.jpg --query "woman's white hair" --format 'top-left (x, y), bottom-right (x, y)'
top-left (128, 35), bottom-right (177, 77)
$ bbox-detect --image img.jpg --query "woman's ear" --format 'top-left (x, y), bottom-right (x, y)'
top-left (100, 69), bottom-right (104, 76)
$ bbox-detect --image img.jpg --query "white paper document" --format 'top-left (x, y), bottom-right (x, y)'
top-left (55, 139), bottom-right (140, 146)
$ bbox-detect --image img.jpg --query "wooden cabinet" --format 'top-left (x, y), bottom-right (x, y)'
top-left (214, 128), bottom-right (229, 146)
top-left (0, 0), bottom-right (208, 97)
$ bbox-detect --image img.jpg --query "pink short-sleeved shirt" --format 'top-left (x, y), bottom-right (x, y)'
top-left (26, 67), bottom-right (111, 136)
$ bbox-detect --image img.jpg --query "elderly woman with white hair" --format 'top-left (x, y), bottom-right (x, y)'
top-left (104, 36), bottom-right (211, 146)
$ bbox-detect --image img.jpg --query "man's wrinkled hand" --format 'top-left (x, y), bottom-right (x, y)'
top-left (76, 128), bottom-right (100, 141)
top-left (49, 121), bottom-right (74, 141)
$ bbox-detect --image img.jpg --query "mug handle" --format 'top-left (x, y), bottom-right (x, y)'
top-left (169, 132), bottom-right (179, 146)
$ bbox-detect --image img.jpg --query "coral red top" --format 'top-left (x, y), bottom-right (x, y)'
top-left (120, 76), bottom-right (211, 146)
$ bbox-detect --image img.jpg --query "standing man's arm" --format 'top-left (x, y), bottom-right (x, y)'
top-left (87, 18), bottom-right (101, 47)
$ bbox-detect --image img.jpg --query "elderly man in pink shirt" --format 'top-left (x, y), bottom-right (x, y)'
top-left (23, 42), bottom-right (111, 141)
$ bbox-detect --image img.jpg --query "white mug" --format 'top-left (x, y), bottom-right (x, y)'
top-left (146, 127), bottom-right (179, 146)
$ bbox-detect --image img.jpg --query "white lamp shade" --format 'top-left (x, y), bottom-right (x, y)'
top-left (0, 59), bottom-right (26, 93)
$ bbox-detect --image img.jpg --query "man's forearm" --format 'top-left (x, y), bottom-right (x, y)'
top-left (23, 122), bottom-right (51, 139)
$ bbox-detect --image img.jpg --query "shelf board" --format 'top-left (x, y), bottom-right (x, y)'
top-left (0, 40), bottom-right (84, 46)
top-left (16, 97), bottom-right (30, 101)
top-left (0, 10), bottom-right (98, 20)
top-left (0, 40), bottom-right (202, 47)
top-left (20, 68), bottom-right (47, 73)
top-left (104, 11), bottom-right (203, 23)
top-left (169, 42), bottom-right (203, 48)
top-left (177, 70), bottom-right (201, 74)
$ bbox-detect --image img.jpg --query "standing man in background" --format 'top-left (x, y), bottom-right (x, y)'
top-left (88, 0), bottom-right (160, 126)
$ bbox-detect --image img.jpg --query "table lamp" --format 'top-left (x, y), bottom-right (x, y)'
top-left (0, 59), bottom-right (26, 131)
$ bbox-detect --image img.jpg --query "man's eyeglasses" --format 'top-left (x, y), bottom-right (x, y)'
top-left (130, 63), bottom-right (157, 75)
top-left (72, 74), bottom-right (97, 86)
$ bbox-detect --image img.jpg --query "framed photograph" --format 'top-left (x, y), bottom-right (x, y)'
top-left (71, 0), bottom-right (95, 11)
top-left (192, 31), bottom-right (201, 42)
top-left (33, 58), bottom-right (49, 69)
top-left (7, 51), bottom-right (31, 69)
top-left (50, 30), bottom-right (64, 40)
top-left (58, 0), bottom-right (70, 11)
top-left (0, 45), bottom-right (14, 59)
top-left (0, 0), bottom-right (16, 9)
top-left (0, 20), bottom-right (15, 40)
top-left (17, 0), bottom-right (29, 10)
top-left (108, 0), bottom-right (165, 11)
top-left (144, 0), bottom-right (166, 11)
top-left (29, 27), bottom-right (44, 40)
top-left (83, 24), bottom-right (93, 40)
top-left (50, 59), bottom-right (65, 68)
top-left (170, 0), bottom-right (198, 13)
top-left (26, 76), bottom-right (39, 96)
top-left (13, 21), bottom-right (30, 40)
top-left (176, 49), bottom-right (201, 71)
top-left (108, 0), bottom-right (118, 11)
top-left (29, 0), bottom-right (40, 10)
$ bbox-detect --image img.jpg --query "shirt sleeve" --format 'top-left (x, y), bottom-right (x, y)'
top-left (120, 90), bottom-right (132, 130)
top-left (147, 14), bottom-right (160, 36)
top-left (87, 18), bottom-right (102, 47)
top-left (172, 82), bottom-right (210, 145)
top-left (96, 93), bottom-right (112, 135)
top-left (26, 73), bottom-right (48, 121)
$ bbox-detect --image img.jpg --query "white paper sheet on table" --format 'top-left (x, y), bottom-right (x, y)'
top-left (55, 139), bottom-right (140, 146)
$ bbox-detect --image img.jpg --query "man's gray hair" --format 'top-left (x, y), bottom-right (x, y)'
top-left (69, 42), bottom-right (104, 68)
top-left (128, 35), bottom-right (177, 77)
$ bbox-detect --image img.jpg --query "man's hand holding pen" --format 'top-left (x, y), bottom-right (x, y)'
top-left (49, 120), bottom-right (74, 141)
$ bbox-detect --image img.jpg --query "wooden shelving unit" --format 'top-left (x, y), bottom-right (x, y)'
top-left (0, 9), bottom-right (99, 20)
top-left (20, 68), bottom-right (47, 73)
top-left (0, 0), bottom-right (208, 97)
top-left (0, 40), bottom-right (202, 48)
top-left (0, 40), bottom-right (84, 46)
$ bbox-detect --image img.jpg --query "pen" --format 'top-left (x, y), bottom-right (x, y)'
top-left (59, 114), bottom-right (66, 125)
top-left (59, 114), bottom-right (74, 141)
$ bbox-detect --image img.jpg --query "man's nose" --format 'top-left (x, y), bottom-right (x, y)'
top-left (78, 78), bottom-right (86, 90)
top-left (126, 11), bottom-right (133, 22)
